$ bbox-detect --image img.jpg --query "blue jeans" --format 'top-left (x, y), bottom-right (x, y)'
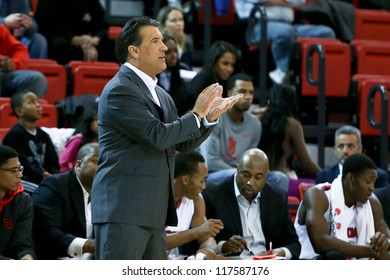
top-left (0, 70), bottom-right (47, 98)
top-left (249, 21), bottom-right (336, 72)
top-left (206, 168), bottom-right (289, 193)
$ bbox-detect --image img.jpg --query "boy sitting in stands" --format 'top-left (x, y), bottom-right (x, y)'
top-left (2, 91), bottom-right (59, 184)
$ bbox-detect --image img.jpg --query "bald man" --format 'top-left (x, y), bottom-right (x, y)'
top-left (202, 148), bottom-right (301, 259)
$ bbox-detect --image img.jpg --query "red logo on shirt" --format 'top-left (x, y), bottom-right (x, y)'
top-left (347, 227), bottom-right (358, 238)
top-left (3, 218), bottom-right (12, 230)
top-left (228, 137), bottom-right (237, 156)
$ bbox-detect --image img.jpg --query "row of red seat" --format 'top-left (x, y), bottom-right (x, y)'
top-left (26, 59), bottom-right (119, 105)
top-left (297, 37), bottom-right (390, 137)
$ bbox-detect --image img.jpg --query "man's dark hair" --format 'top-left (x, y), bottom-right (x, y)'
top-left (0, 145), bottom-right (18, 166)
top-left (226, 73), bottom-right (253, 91)
top-left (115, 16), bottom-right (160, 64)
top-left (10, 91), bottom-right (29, 117)
top-left (342, 153), bottom-right (376, 180)
top-left (174, 151), bottom-right (205, 178)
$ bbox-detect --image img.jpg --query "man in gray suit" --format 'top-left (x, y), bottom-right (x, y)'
top-left (91, 16), bottom-right (243, 260)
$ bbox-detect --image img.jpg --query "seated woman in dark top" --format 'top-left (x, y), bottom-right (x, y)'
top-left (185, 40), bottom-right (241, 109)
top-left (258, 84), bottom-right (321, 179)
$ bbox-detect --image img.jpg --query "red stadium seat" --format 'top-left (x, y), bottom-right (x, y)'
top-left (298, 182), bottom-right (315, 201)
top-left (298, 38), bottom-right (351, 98)
top-left (354, 9), bottom-right (390, 41)
top-left (67, 61), bottom-right (119, 96)
top-left (27, 62), bottom-right (67, 105)
top-left (108, 26), bottom-right (122, 39)
top-left (351, 74), bottom-right (390, 136)
top-left (0, 103), bottom-right (58, 128)
top-left (351, 39), bottom-right (390, 76)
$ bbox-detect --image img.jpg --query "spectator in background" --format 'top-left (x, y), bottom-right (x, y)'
top-left (157, 5), bottom-right (193, 69)
top-left (186, 40), bottom-right (241, 108)
top-left (258, 84), bottom-right (321, 179)
top-left (295, 153), bottom-right (390, 260)
top-left (0, 0), bottom-right (48, 58)
top-left (35, 0), bottom-right (116, 65)
top-left (32, 143), bottom-right (98, 259)
top-left (316, 125), bottom-right (389, 189)
top-left (0, 24), bottom-right (47, 97)
top-left (157, 34), bottom-right (188, 116)
top-left (2, 91), bottom-right (59, 185)
top-left (60, 103), bottom-right (98, 173)
top-left (198, 73), bottom-right (289, 192)
top-left (236, 0), bottom-right (335, 84)
top-left (0, 144), bottom-right (35, 260)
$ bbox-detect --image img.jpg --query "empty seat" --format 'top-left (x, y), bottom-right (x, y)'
top-left (67, 61), bottom-right (119, 96)
top-left (351, 74), bottom-right (390, 136)
top-left (298, 38), bottom-right (351, 98)
top-left (354, 9), bottom-right (390, 41)
top-left (27, 62), bottom-right (67, 105)
top-left (351, 39), bottom-right (390, 76)
top-left (0, 103), bottom-right (58, 128)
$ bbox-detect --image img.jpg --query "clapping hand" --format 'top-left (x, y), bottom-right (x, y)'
top-left (192, 83), bottom-right (243, 120)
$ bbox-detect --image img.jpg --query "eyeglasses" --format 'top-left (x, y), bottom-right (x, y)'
top-left (0, 166), bottom-right (24, 175)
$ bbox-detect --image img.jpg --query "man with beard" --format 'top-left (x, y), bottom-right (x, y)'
top-left (202, 148), bottom-right (301, 259)
top-left (198, 73), bottom-right (288, 191)
top-left (295, 153), bottom-right (390, 259)
top-left (316, 125), bottom-right (388, 189)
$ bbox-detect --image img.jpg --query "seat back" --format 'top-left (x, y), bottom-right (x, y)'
top-left (354, 9), bottom-right (390, 41)
top-left (27, 62), bottom-right (67, 105)
top-left (352, 74), bottom-right (390, 136)
top-left (67, 61), bottom-right (119, 96)
top-left (298, 38), bottom-right (351, 98)
top-left (352, 39), bottom-right (390, 76)
top-left (0, 103), bottom-right (58, 128)
top-left (298, 182), bottom-right (315, 201)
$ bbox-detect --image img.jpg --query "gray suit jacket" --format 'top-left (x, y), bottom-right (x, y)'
top-left (91, 65), bottom-right (214, 228)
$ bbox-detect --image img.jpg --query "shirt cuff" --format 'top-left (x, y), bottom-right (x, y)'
top-left (203, 114), bottom-right (218, 128)
top-left (280, 247), bottom-right (292, 260)
top-left (67, 237), bottom-right (87, 258)
top-left (217, 240), bottom-right (226, 255)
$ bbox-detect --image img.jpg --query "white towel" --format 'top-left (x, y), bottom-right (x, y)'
top-left (329, 175), bottom-right (375, 247)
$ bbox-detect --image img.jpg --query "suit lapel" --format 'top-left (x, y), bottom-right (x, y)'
top-left (225, 177), bottom-right (244, 235)
top-left (69, 174), bottom-right (86, 232)
top-left (121, 65), bottom-right (163, 120)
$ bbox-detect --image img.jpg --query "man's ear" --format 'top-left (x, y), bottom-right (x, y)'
top-left (15, 107), bottom-right (23, 117)
top-left (181, 175), bottom-right (189, 185)
top-left (128, 45), bottom-right (138, 58)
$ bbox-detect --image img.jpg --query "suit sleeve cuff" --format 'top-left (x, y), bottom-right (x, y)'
top-left (67, 237), bottom-right (87, 258)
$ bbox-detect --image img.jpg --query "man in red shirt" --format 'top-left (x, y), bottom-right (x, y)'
top-left (0, 24), bottom-right (46, 97)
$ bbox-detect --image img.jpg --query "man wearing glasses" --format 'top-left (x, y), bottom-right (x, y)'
top-left (0, 144), bottom-right (35, 260)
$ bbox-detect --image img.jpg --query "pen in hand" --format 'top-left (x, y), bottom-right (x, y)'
top-left (245, 243), bottom-right (255, 256)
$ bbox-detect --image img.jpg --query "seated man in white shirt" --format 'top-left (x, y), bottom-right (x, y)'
top-left (166, 151), bottom-right (225, 260)
top-left (32, 143), bottom-right (98, 259)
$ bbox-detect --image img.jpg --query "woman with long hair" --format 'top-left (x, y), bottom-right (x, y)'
top-left (185, 40), bottom-right (241, 109)
top-left (259, 84), bottom-right (321, 178)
